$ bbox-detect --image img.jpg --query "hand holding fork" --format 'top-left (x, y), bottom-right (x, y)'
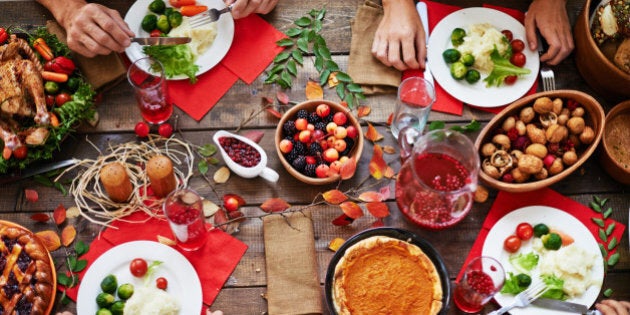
top-left (488, 281), bottom-right (548, 315)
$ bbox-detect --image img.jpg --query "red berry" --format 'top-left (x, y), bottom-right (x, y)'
top-left (305, 156), bottom-right (317, 165)
top-left (316, 104), bottom-right (330, 117)
top-left (333, 112), bottom-right (348, 125)
top-left (315, 164), bottom-right (330, 178)
top-left (279, 139), bottom-right (294, 154)
top-left (135, 122), bottom-right (150, 138)
top-left (224, 196), bottom-right (239, 212)
top-left (158, 123), bottom-right (173, 138)
top-left (13, 146), bottom-right (27, 160)
top-left (346, 126), bottom-right (358, 139)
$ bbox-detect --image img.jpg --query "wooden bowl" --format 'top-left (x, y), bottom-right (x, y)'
top-left (574, 0), bottom-right (630, 102)
top-left (600, 100), bottom-right (630, 185)
top-left (275, 100), bottom-right (364, 185)
top-left (474, 90), bottom-right (605, 192)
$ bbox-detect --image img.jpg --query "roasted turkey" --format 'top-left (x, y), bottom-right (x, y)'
top-left (0, 34), bottom-right (50, 151)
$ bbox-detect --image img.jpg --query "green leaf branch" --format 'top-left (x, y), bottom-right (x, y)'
top-left (265, 8), bottom-right (365, 108)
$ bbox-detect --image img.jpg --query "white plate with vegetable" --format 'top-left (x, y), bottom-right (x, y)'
top-left (124, 0), bottom-right (235, 80)
top-left (77, 241), bottom-right (202, 314)
top-left (482, 206), bottom-right (604, 315)
top-left (427, 7), bottom-right (539, 108)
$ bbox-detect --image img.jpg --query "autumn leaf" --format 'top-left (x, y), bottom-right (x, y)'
top-left (61, 225), bottom-right (76, 247)
top-left (213, 209), bottom-right (229, 231)
top-left (369, 145), bottom-right (387, 179)
top-left (327, 72), bottom-right (339, 87)
top-left (365, 122), bottom-right (384, 142)
top-left (339, 101), bottom-right (349, 108)
top-left (366, 202), bottom-right (390, 218)
top-left (30, 213), bottom-right (50, 223)
top-left (371, 219), bottom-right (385, 228)
top-left (383, 145), bottom-right (396, 154)
top-left (266, 108), bottom-right (283, 119)
top-left (322, 189), bottom-right (348, 204)
top-left (25, 189), bottom-right (39, 203)
top-left (202, 199), bottom-right (220, 217)
top-left (340, 157), bottom-right (357, 180)
top-left (276, 91), bottom-right (290, 104)
top-left (358, 191), bottom-right (384, 202)
top-left (339, 201), bottom-right (364, 219)
top-left (214, 166), bottom-right (230, 183)
top-left (66, 206), bottom-right (80, 219)
top-left (386, 113), bottom-right (394, 126)
top-left (262, 96), bottom-right (274, 105)
top-left (157, 235), bottom-right (177, 246)
top-left (380, 186), bottom-right (391, 199)
top-left (331, 213), bottom-right (354, 226)
top-left (305, 80), bottom-right (324, 100)
top-left (243, 130), bottom-right (264, 143)
top-left (35, 230), bottom-right (61, 251)
top-left (53, 204), bottom-right (66, 225)
top-left (328, 237), bottom-right (345, 251)
top-left (357, 105), bottom-right (371, 118)
top-left (260, 198), bottom-right (291, 213)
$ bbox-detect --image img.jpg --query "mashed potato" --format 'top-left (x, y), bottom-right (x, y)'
top-left (169, 17), bottom-right (218, 57)
top-left (124, 286), bottom-right (180, 315)
top-left (457, 23), bottom-right (509, 73)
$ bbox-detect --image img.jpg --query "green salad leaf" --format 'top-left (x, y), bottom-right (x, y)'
top-left (483, 47), bottom-right (531, 87)
top-left (508, 252), bottom-right (539, 274)
top-left (501, 272), bottom-right (527, 294)
top-left (541, 274), bottom-right (567, 300)
top-left (143, 44), bottom-right (199, 83)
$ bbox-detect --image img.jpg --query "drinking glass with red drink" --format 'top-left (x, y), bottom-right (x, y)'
top-left (395, 128), bottom-right (480, 229)
top-left (454, 256), bottom-right (505, 313)
top-left (163, 188), bottom-right (207, 251)
top-left (127, 57), bottom-right (173, 125)
top-left (391, 77), bottom-right (436, 139)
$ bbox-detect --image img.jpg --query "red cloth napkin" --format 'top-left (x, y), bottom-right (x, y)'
top-left (457, 187), bottom-right (627, 281)
top-left (403, 1), bottom-right (538, 116)
top-left (169, 14), bottom-right (286, 121)
top-left (63, 211), bottom-right (248, 311)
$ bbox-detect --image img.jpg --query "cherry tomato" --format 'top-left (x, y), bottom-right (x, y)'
top-left (516, 222), bottom-right (534, 240)
top-left (156, 277), bottom-right (168, 290)
top-left (504, 75), bottom-right (518, 85)
top-left (511, 39), bottom-right (525, 53)
top-left (55, 92), bottom-right (72, 107)
top-left (504, 235), bottom-right (522, 253)
top-left (45, 94), bottom-right (56, 107)
top-left (130, 258), bottom-right (148, 277)
top-left (158, 123), bottom-right (173, 138)
top-left (135, 122), bottom-right (150, 138)
top-left (150, 29), bottom-right (162, 37)
top-left (501, 30), bottom-right (513, 42)
top-left (13, 146), bottom-right (28, 160)
top-left (510, 52), bottom-right (527, 67)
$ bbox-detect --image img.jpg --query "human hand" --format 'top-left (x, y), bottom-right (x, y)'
top-left (225, 0), bottom-right (278, 19)
top-left (371, 0), bottom-right (425, 71)
top-left (55, 312), bottom-right (73, 315)
top-left (60, 3), bottom-right (134, 57)
top-left (596, 300), bottom-right (630, 315)
top-left (206, 310), bottom-right (224, 315)
top-left (524, 0), bottom-right (574, 65)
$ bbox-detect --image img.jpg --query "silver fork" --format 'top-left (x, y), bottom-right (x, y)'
top-left (189, 4), bottom-right (233, 28)
top-left (488, 281), bottom-right (548, 315)
top-left (540, 67), bottom-right (556, 91)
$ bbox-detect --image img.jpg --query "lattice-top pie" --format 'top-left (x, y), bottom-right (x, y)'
top-left (0, 221), bottom-right (55, 315)
top-left (333, 235), bottom-right (443, 315)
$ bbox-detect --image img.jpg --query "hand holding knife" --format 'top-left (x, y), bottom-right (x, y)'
top-left (417, 2), bottom-right (433, 87)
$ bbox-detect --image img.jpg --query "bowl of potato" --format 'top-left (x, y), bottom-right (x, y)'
top-left (474, 90), bottom-right (605, 192)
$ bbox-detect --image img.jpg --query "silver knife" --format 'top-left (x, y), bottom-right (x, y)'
top-left (130, 37), bottom-right (191, 46)
top-left (532, 298), bottom-right (589, 314)
top-left (0, 158), bottom-right (79, 184)
top-left (417, 2), bottom-right (433, 86)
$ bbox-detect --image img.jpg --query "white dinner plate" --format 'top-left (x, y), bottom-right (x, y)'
top-left (427, 7), bottom-right (540, 108)
top-left (124, 0), bottom-right (235, 80)
top-left (77, 241), bottom-right (202, 314)
top-left (482, 206), bottom-right (604, 315)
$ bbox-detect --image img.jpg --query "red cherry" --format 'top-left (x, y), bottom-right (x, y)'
top-left (135, 122), bottom-right (150, 138)
top-left (158, 123), bottom-right (173, 138)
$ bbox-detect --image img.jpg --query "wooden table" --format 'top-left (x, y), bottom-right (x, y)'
top-left (2, 0), bottom-right (628, 314)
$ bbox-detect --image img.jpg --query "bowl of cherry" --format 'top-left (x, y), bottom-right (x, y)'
top-left (275, 100), bottom-right (364, 185)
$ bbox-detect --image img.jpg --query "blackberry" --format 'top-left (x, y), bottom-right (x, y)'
top-left (323, 113), bottom-right (334, 124)
top-left (283, 120), bottom-right (297, 136)
top-left (304, 164), bottom-right (317, 177)
top-left (291, 156), bottom-right (307, 172)
top-left (308, 112), bottom-right (321, 124)
top-left (314, 121), bottom-right (326, 131)
top-left (296, 109), bottom-right (309, 119)
top-left (293, 141), bottom-right (306, 156)
top-left (284, 151), bottom-right (299, 163)
top-left (309, 142), bottom-right (323, 156)
top-left (341, 138), bottom-right (355, 156)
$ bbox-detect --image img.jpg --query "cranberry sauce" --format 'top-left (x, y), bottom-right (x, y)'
top-left (218, 137), bottom-right (261, 168)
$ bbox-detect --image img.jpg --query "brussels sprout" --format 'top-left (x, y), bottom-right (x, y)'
top-left (44, 81), bottom-right (59, 94)
top-left (95, 292), bottom-right (115, 308)
top-left (111, 301), bottom-right (125, 315)
top-left (465, 69), bottom-right (481, 84)
top-left (516, 273), bottom-right (532, 287)
top-left (451, 27), bottom-right (466, 46)
top-left (533, 223), bottom-right (550, 237)
top-left (542, 232), bottom-right (562, 250)
top-left (164, 7), bottom-right (175, 17)
top-left (442, 48), bottom-right (461, 64)
top-left (96, 309), bottom-right (113, 315)
top-left (168, 11), bottom-right (183, 29)
top-left (148, 0), bottom-right (166, 14)
top-left (141, 14), bottom-right (158, 33)
top-left (156, 14), bottom-right (171, 34)
top-left (450, 62), bottom-right (467, 80)
top-left (100, 274), bottom-right (118, 294)
top-left (117, 283), bottom-right (134, 300)
top-left (66, 77), bottom-right (81, 93)
top-left (461, 53), bottom-right (475, 66)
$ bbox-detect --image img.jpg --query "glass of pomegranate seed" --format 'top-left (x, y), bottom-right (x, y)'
top-left (454, 256), bottom-right (505, 313)
top-left (163, 188), bottom-right (207, 251)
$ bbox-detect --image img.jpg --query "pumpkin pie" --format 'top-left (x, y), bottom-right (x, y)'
top-left (333, 235), bottom-right (443, 315)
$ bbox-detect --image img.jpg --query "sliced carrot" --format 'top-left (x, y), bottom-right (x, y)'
top-left (33, 38), bottom-right (54, 61)
top-left (550, 228), bottom-right (575, 246)
top-left (169, 0), bottom-right (196, 8)
top-left (41, 71), bottom-right (68, 83)
top-left (50, 112), bottom-right (60, 127)
top-left (180, 5), bottom-right (207, 16)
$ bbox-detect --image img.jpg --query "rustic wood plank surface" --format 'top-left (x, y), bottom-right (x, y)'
top-left (1, 0), bottom-right (628, 314)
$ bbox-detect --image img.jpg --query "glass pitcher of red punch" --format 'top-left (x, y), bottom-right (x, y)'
top-left (395, 128), bottom-right (480, 229)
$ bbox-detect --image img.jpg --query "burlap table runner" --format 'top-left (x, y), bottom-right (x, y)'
top-left (263, 210), bottom-right (322, 315)
top-left (46, 20), bottom-right (127, 92)
top-left (347, 0), bottom-right (401, 95)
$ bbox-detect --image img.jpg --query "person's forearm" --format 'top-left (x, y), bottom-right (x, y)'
top-left (381, 0), bottom-right (416, 10)
top-left (36, 0), bottom-right (86, 28)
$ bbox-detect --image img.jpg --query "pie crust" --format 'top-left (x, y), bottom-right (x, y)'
top-left (0, 221), bottom-right (56, 315)
top-left (333, 235), bottom-right (443, 315)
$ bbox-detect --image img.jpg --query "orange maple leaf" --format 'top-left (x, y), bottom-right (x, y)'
top-left (366, 202), bottom-right (390, 218)
top-left (365, 122), bottom-right (384, 142)
top-left (339, 201), bottom-right (364, 219)
top-left (357, 105), bottom-right (371, 118)
top-left (369, 145), bottom-right (391, 179)
top-left (322, 189), bottom-right (348, 205)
